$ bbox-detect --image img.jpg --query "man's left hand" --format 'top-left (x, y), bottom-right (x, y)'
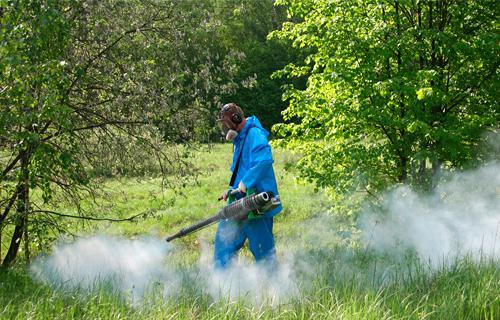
top-left (238, 180), bottom-right (247, 194)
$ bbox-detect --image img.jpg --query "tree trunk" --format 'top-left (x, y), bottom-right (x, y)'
top-left (399, 155), bottom-right (408, 183)
top-left (418, 158), bottom-right (427, 187)
top-left (23, 170), bottom-right (30, 264)
top-left (0, 184), bottom-right (22, 267)
top-left (430, 158), bottom-right (441, 190)
top-left (2, 151), bottom-right (30, 267)
top-left (2, 221), bottom-right (25, 268)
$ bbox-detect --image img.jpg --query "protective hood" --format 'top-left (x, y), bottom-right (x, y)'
top-left (230, 116), bottom-right (281, 218)
top-left (234, 116), bottom-right (269, 143)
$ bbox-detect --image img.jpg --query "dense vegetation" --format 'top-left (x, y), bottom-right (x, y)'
top-left (1, 145), bottom-right (498, 319)
top-left (272, 0), bottom-right (499, 197)
top-left (0, 0), bottom-right (297, 266)
top-left (0, 1), bottom-right (498, 318)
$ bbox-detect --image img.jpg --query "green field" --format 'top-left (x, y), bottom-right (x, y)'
top-left (0, 144), bottom-right (498, 319)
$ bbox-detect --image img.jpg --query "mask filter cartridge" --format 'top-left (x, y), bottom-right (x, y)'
top-left (225, 129), bottom-right (238, 141)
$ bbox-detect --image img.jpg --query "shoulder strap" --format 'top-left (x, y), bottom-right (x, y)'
top-left (229, 131), bottom-right (249, 187)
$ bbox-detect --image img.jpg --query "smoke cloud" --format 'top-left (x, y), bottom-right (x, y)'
top-left (197, 240), bottom-right (299, 306)
top-left (30, 234), bottom-right (301, 306)
top-left (30, 162), bottom-right (500, 306)
top-left (359, 162), bottom-right (500, 268)
top-left (30, 235), bottom-right (179, 304)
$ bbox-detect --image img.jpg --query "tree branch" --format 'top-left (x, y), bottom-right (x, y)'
top-left (399, 2), bottom-right (416, 28)
top-left (66, 22), bottom-right (154, 96)
top-left (0, 184), bottom-right (21, 225)
top-left (41, 120), bottom-right (148, 143)
top-left (445, 66), bottom-right (499, 113)
top-left (0, 154), bottom-right (21, 181)
top-left (32, 210), bottom-right (149, 222)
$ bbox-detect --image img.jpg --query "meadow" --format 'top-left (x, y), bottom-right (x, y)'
top-left (0, 144), bottom-right (498, 319)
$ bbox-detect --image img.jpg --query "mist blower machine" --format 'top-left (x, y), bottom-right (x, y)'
top-left (165, 189), bottom-right (281, 242)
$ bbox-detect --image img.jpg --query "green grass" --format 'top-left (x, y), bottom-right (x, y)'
top-left (0, 144), bottom-right (499, 319)
top-left (1, 255), bottom-right (498, 319)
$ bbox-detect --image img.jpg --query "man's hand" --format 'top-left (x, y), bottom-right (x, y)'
top-left (218, 187), bottom-right (245, 201)
top-left (218, 189), bottom-right (229, 201)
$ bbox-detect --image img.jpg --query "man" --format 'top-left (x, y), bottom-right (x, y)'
top-left (215, 103), bottom-right (282, 268)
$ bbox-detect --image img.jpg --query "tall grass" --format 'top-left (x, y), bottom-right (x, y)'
top-left (1, 254), bottom-right (498, 319)
top-left (0, 144), bottom-right (498, 319)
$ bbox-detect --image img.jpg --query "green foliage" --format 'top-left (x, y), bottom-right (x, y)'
top-left (196, 0), bottom-right (307, 132)
top-left (0, 0), bottom-right (248, 265)
top-left (271, 0), bottom-right (499, 199)
top-left (0, 145), bottom-right (498, 319)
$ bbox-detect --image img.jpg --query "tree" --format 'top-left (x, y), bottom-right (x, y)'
top-left (203, 0), bottom-right (306, 132)
top-left (0, 0), bottom-right (241, 266)
top-left (271, 0), bottom-right (499, 202)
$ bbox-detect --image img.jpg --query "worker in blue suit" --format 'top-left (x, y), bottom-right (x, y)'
top-left (215, 103), bottom-right (282, 269)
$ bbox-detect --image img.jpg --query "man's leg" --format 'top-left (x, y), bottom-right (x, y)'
top-left (213, 219), bottom-right (246, 269)
top-left (244, 217), bottom-right (276, 265)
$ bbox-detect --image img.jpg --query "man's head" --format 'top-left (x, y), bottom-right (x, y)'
top-left (218, 103), bottom-right (246, 141)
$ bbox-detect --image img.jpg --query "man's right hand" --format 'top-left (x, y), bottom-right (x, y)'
top-left (218, 188), bottom-right (241, 201)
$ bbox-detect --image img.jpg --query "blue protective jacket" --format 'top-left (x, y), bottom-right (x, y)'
top-left (229, 116), bottom-right (282, 217)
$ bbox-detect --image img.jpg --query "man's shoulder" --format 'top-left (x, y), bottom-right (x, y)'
top-left (247, 126), bottom-right (269, 143)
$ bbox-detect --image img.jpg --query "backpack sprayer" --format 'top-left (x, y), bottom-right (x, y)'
top-left (165, 190), bottom-right (281, 242)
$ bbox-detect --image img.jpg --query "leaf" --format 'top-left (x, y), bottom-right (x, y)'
top-left (416, 87), bottom-right (433, 100)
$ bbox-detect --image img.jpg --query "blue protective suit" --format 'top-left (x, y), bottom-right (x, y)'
top-left (214, 116), bottom-right (282, 268)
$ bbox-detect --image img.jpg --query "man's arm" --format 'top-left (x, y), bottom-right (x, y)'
top-left (240, 129), bottom-right (273, 190)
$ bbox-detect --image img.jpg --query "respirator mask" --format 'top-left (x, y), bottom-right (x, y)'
top-left (220, 121), bottom-right (238, 141)
top-left (225, 128), bottom-right (239, 141)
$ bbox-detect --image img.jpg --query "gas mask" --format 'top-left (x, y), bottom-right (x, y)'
top-left (220, 121), bottom-right (238, 141)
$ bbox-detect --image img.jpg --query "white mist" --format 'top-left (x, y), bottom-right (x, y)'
top-left (30, 235), bottom-right (178, 304)
top-left (359, 162), bottom-right (500, 268)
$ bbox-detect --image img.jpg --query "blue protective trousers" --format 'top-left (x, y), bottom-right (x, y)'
top-left (214, 216), bottom-right (276, 268)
